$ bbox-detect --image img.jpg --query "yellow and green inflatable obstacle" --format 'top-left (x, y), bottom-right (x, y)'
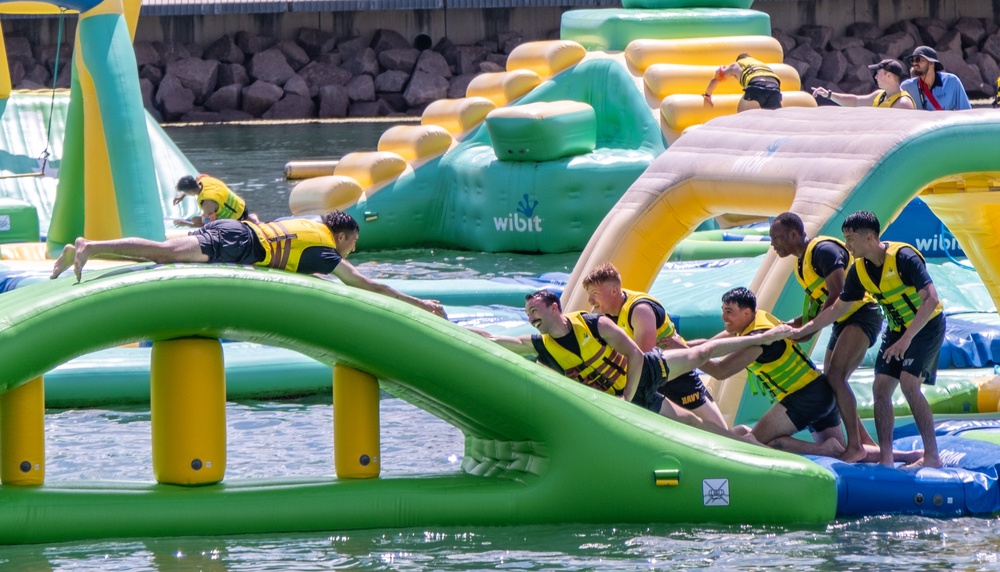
top-left (0, 264), bottom-right (835, 544)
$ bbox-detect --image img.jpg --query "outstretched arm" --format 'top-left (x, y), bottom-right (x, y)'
top-left (703, 62), bottom-right (741, 103)
top-left (328, 261), bottom-right (446, 318)
top-left (469, 328), bottom-right (538, 357)
top-left (793, 297), bottom-right (852, 339)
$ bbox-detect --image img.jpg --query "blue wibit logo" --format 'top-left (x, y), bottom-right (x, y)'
top-left (516, 194), bottom-right (538, 217)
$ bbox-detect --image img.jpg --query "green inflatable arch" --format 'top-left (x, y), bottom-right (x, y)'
top-left (0, 265), bottom-right (834, 544)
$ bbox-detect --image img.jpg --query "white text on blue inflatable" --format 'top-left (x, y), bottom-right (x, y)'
top-left (494, 213), bottom-right (543, 232)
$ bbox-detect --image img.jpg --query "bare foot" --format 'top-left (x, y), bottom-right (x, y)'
top-left (72, 237), bottom-right (91, 283)
top-left (815, 439), bottom-right (846, 458)
top-left (51, 243), bottom-right (77, 279)
top-left (905, 454), bottom-right (942, 469)
top-left (893, 449), bottom-right (925, 465)
top-left (838, 443), bottom-right (868, 464)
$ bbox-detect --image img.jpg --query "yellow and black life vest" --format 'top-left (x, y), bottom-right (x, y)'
top-left (197, 175), bottom-right (246, 221)
top-left (741, 310), bottom-right (820, 402)
top-left (616, 289), bottom-right (675, 341)
top-left (737, 56), bottom-right (780, 88)
top-left (873, 89), bottom-right (914, 108)
top-left (796, 237), bottom-right (875, 322)
top-left (246, 219), bottom-right (338, 273)
top-left (541, 312), bottom-right (628, 395)
top-left (854, 242), bottom-right (942, 332)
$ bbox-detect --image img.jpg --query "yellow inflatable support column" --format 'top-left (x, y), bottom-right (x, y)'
top-left (466, 69), bottom-right (542, 107)
top-left (377, 125), bottom-right (454, 162)
top-left (284, 160), bottom-right (340, 180)
top-left (334, 151), bottom-right (408, 189)
top-left (151, 338), bottom-right (226, 486)
top-left (289, 175), bottom-right (365, 216)
top-left (0, 376), bottom-right (45, 485)
top-left (625, 36), bottom-right (784, 72)
top-left (333, 364), bottom-right (380, 479)
top-left (506, 40), bottom-right (586, 78)
top-left (645, 63), bottom-right (801, 99)
top-left (422, 97), bottom-right (497, 139)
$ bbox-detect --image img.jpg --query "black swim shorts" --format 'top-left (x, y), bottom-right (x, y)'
top-left (189, 219), bottom-right (263, 265)
top-left (658, 370), bottom-right (713, 410)
top-left (828, 303), bottom-right (883, 351)
top-left (743, 80), bottom-right (782, 110)
top-left (632, 350), bottom-right (668, 413)
top-left (780, 374), bottom-right (841, 433)
top-left (874, 313), bottom-right (946, 385)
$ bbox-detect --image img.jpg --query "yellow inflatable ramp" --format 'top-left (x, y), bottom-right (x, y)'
top-left (660, 92), bottom-right (817, 141)
top-left (625, 36), bottom-right (784, 72)
top-left (421, 97), bottom-right (497, 138)
top-left (377, 125), bottom-right (454, 162)
top-left (466, 69), bottom-right (542, 107)
top-left (562, 107), bottom-right (1000, 420)
top-left (334, 151), bottom-right (408, 189)
top-left (645, 63), bottom-right (801, 99)
top-left (288, 176), bottom-right (365, 216)
top-left (506, 40), bottom-right (587, 78)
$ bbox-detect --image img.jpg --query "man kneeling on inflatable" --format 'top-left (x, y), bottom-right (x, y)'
top-left (476, 289), bottom-right (788, 439)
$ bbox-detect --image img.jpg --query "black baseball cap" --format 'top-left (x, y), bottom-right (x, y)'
top-left (868, 59), bottom-right (906, 81)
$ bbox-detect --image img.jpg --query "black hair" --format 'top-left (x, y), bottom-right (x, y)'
top-left (772, 212), bottom-right (804, 235)
top-left (525, 289), bottom-right (562, 311)
top-left (176, 175), bottom-right (199, 191)
top-left (322, 210), bottom-right (359, 235)
top-left (736, 53), bottom-right (751, 60)
top-left (842, 211), bottom-right (881, 236)
top-left (721, 287), bottom-right (756, 312)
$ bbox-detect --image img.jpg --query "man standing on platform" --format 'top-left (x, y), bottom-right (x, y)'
top-left (900, 46), bottom-right (971, 111)
top-left (789, 211), bottom-right (944, 468)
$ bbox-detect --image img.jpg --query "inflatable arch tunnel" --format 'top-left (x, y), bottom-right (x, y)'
top-left (0, 0), bottom-right (162, 255)
top-left (0, 264), bottom-right (835, 543)
top-left (563, 107), bottom-right (1000, 422)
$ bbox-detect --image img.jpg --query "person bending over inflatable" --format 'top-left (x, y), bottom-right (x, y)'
top-left (173, 174), bottom-right (260, 227)
top-left (475, 289), bottom-right (789, 439)
top-left (769, 212), bottom-right (884, 462)
top-left (788, 211), bottom-right (945, 468)
top-left (50, 211), bottom-right (446, 318)
top-left (694, 287), bottom-right (922, 464)
top-left (582, 262), bottom-right (729, 432)
top-left (811, 59), bottom-right (914, 109)
top-left (702, 53), bottom-right (782, 112)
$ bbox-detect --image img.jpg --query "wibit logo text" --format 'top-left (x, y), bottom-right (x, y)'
top-left (494, 194), bottom-right (543, 233)
top-left (913, 234), bottom-right (961, 252)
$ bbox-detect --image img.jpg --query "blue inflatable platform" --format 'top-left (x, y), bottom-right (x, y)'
top-left (812, 419), bottom-right (1000, 518)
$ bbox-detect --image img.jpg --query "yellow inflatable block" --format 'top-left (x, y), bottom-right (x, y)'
top-left (466, 69), bottom-right (542, 107)
top-left (660, 91), bottom-right (817, 132)
top-left (377, 125), bottom-right (454, 162)
top-left (625, 36), bottom-right (784, 72)
top-left (284, 160), bottom-right (339, 180)
top-left (289, 176), bottom-right (366, 215)
top-left (421, 97), bottom-right (497, 136)
top-left (334, 151), bottom-right (407, 188)
top-left (506, 40), bottom-right (587, 78)
top-left (645, 63), bottom-right (801, 99)
top-left (0, 242), bottom-right (47, 261)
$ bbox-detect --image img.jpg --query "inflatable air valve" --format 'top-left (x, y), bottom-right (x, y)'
top-left (0, 376), bottom-right (44, 485)
top-left (333, 364), bottom-right (380, 478)
top-left (151, 338), bottom-right (226, 485)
